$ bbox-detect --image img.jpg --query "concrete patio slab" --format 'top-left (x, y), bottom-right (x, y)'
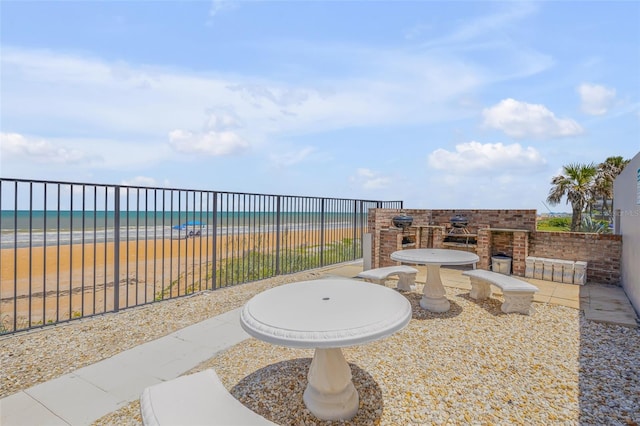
top-left (0, 392), bottom-right (68, 426)
top-left (582, 284), bottom-right (638, 328)
top-left (73, 356), bottom-right (163, 401)
top-left (549, 297), bottom-right (581, 309)
top-left (552, 284), bottom-right (582, 300)
top-left (24, 374), bottom-right (124, 426)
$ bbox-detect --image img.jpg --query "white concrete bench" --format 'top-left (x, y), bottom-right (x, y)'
top-left (140, 369), bottom-right (277, 426)
top-left (463, 269), bottom-right (539, 315)
top-left (356, 265), bottom-right (418, 291)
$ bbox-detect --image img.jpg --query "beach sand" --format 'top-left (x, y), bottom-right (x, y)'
top-left (1, 227), bottom-right (357, 331)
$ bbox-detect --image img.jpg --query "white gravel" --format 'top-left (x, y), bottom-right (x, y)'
top-left (1, 266), bottom-right (638, 426)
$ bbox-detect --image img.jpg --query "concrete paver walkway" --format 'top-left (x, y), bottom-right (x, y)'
top-left (1, 261), bottom-right (637, 425)
top-left (1, 309), bottom-right (250, 426)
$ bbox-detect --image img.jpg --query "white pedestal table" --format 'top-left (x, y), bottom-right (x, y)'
top-left (240, 279), bottom-right (412, 421)
top-left (391, 248), bottom-right (479, 312)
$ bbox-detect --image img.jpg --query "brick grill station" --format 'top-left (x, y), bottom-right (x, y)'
top-left (368, 209), bottom-right (622, 285)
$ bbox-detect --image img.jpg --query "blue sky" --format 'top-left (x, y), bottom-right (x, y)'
top-left (1, 1), bottom-right (639, 211)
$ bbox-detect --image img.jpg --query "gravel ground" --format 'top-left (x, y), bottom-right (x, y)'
top-left (0, 268), bottom-right (327, 398)
top-left (2, 266), bottom-right (639, 426)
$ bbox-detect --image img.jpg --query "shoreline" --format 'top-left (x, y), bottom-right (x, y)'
top-left (1, 228), bottom-right (359, 331)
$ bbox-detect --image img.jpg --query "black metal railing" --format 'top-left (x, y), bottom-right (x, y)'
top-left (0, 178), bottom-right (402, 334)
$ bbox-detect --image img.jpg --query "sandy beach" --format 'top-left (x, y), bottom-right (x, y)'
top-left (1, 227), bottom-right (356, 331)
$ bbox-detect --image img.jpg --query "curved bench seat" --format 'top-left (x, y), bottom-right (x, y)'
top-left (140, 369), bottom-right (277, 426)
top-left (463, 269), bottom-right (538, 315)
top-left (356, 265), bottom-right (418, 291)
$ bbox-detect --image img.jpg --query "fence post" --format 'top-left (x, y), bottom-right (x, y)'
top-left (320, 199), bottom-right (326, 266)
top-left (212, 193), bottom-right (218, 289)
top-left (275, 195), bottom-right (281, 275)
top-left (113, 186), bottom-right (120, 313)
top-left (352, 200), bottom-right (358, 259)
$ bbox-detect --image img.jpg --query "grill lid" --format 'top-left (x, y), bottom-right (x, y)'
top-left (450, 214), bottom-right (468, 228)
top-left (392, 215), bottom-right (413, 230)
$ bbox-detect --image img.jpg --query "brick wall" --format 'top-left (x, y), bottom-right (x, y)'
top-left (530, 231), bottom-right (621, 284)
top-left (491, 231), bottom-right (513, 255)
top-left (368, 209), bottom-right (622, 285)
top-left (429, 209), bottom-right (537, 232)
top-left (369, 209), bottom-right (431, 268)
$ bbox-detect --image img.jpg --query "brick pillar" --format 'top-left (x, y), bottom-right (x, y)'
top-left (477, 226), bottom-right (491, 270)
top-left (419, 227), bottom-right (433, 248)
top-left (512, 231), bottom-right (529, 277)
top-left (432, 226), bottom-right (444, 248)
top-left (373, 229), bottom-right (381, 268)
top-left (378, 228), bottom-right (402, 267)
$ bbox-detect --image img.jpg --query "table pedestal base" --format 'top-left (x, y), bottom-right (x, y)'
top-left (420, 264), bottom-right (451, 313)
top-left (303, 348), bottom-right (359, 421)
top-left (420, 295), bottom-right (451, 312)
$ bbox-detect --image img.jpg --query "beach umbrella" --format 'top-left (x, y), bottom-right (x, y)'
top-left (172, 224), bottom-right (186, 230)
top-left (185, 221), bottom-right (204, 226)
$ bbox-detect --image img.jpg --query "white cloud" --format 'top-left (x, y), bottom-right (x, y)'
top-left (226, 84), bottom-right (311, 110)
top-left (578, 83), bottom-right (616, 115)
top-left (0, 133), bottom-right (178, 182)
top-left (350, 168), bottom-right (392, 190)
top-left (205, 110), bottom-right (243, 130)
top-left (269, 147), bottom-right (316, 168)
top-left (168, 129), bottom-right (249, 156)
top-left (1, 41), bottom-right (557, 164)
top-left (208, 0), bottom-right (236, 18)
top-left (168, 110), bottom-right (250, 156)
top-left (0, 132), bottom-right (92, 164)
top-left (428, 141), bottom-right (546, 174)
top-left (424, 2), bottom-right (537, 47)
top-left (0, 45), bottom-right (488, 147)
top-left (482, 98), bottom-right (583, 139)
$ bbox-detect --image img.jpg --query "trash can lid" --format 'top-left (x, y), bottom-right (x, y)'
top-left (492, 254), bottom-right (511, 259)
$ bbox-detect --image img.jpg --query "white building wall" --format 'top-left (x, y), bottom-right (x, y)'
top-left (613, 151), bottom-right (640, 315)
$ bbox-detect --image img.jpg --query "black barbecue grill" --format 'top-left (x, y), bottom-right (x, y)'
top-left (392, 215), bottom-right (414, 245)
top-left (446, 214), bottom-right (476, 246)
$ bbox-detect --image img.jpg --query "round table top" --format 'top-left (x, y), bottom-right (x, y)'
top-left (391, 248), bottom-right (479, 266)
top-left (240, 279), bottom-right (412, 349)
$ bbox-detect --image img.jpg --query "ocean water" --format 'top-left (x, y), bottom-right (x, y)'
top-left (0, 210), bottom-right (360, 249)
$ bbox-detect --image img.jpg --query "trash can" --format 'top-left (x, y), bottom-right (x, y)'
top-left (525, 257), bottom-right (536, 278)
top-left (573, 261), bottom-right (587, 285)
top-left (491, 254), bottom-right (512, 275)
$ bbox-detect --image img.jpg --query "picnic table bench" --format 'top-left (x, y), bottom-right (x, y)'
top-left (356, 265), bottom-right (418, 291)
top-left (463, 269), bottom-right (538, 315)
top-left (140, 369), bottom-right (277, 425)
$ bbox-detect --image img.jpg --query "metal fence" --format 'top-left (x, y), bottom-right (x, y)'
top-left (0, 178), bottom-right (402, 334)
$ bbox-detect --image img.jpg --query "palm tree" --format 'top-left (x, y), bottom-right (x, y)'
top-left (547, 162), bottom-right (598, 231)
top-left (593, 156), bottom-right (630, 219)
